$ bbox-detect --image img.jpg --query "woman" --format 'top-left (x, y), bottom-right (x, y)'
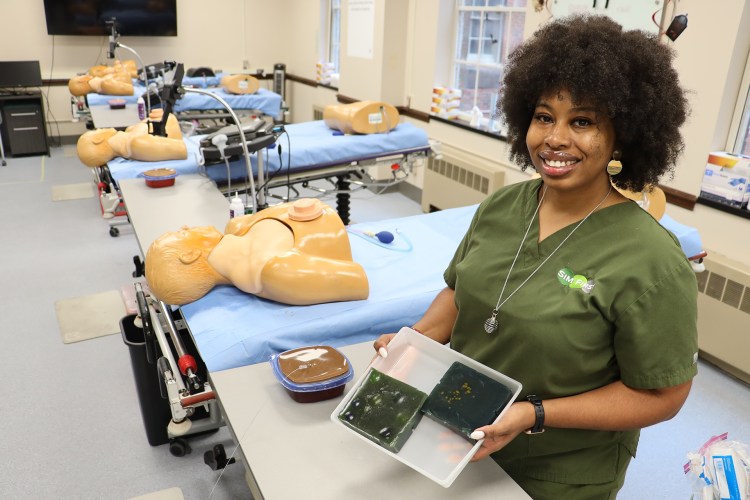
top-left (375, 15), bottom-right (697, 499)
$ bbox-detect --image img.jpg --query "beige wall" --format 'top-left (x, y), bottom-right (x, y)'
top-left (2, 0), bottom-right (748, 262)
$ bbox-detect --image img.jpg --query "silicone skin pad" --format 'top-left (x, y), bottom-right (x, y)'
top-left (338, 368), bottom-right (428, 453)
top-left (422, 362), bottom-right (514, 440)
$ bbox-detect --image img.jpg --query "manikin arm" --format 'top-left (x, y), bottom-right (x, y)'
top-left (259, 252), bottom-right (369, 305)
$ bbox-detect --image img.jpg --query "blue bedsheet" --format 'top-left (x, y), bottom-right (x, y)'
top-left (86, 83), bottom-right (281, 117)
top-left (180, 205), bottom-right (476, 372)
top-left (107, 121), bottom-right (430, 182)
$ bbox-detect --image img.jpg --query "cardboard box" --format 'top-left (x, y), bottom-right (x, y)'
top-left (700, 152), bottom-right (750, 208)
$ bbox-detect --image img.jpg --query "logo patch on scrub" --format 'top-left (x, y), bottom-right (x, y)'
top-left (557, 267), bottom-right (596, 294)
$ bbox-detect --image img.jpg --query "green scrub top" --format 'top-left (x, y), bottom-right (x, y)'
top-left (444, 179), bottom-right (698, 485)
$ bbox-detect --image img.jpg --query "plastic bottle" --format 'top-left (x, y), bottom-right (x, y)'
top-left (137, 96), bottom-right (146, 120)
top-left (229, 193), bottom-right (244, 218)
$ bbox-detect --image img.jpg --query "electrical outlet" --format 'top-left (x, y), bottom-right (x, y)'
top-left (243, 60), bottom-right (249, 70)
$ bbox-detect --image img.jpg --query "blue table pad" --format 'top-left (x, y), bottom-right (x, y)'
top-left (86, 83), bottom-right (281, 117)
top-left (107, 121), bottom-right (430, 183)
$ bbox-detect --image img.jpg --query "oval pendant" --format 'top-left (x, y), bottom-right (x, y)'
top-left (484, 316), bottom-right (498, 334)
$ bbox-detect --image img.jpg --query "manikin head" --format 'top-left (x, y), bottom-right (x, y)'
top-left (68, 75), bottom-right (95, 96)
top-left (145, 226), bottom-right (230, 305)
top-left (76, 128), bottom-right (118, 167)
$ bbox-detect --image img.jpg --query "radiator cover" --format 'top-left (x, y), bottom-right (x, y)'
top-left (695, 251), bottom-right (750, 384)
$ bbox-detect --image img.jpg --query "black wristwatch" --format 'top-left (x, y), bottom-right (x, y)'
top-left (524, 395), bottom-right (545, 435)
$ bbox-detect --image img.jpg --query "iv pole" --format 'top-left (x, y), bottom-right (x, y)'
top-left (105, 18), bottom-right (151, 114)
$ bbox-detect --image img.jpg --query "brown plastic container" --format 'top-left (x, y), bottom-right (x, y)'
top-left (142, 168), bottom-right (177, 188)
top-left (271, 346), bottom-right (354, 403)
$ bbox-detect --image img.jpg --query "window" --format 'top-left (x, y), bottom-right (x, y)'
top-left (733, 83), bottom-right (750, 157)
top-left (328, 0), bottom-right (341, 73)
top-left (452, 0), bottom-right (526, 119)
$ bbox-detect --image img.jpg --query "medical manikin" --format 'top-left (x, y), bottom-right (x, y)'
top-left (76, 110), bottom-right (187, 168)
top-left (145, 198), bottom-right (370, 306)
top-left (323, 100), bottom-right (400, 134)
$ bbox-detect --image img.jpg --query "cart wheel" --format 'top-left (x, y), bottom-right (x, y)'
top-left (169, 438), bottom-right (191, 457)
top-left (109, 227), bottom-right (119, 237)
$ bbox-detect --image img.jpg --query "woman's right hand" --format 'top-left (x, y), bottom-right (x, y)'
top-left (373, 333), bottom-right (396, 358)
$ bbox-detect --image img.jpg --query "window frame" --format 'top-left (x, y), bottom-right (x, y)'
top-left (327, 0), bottom-right (341, 74)
top-left (728, 48), bottom-right (750, 156)
top-left (449, 0), bottom-right (526, 127)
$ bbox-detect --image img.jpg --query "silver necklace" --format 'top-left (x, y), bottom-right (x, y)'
top-left (483, 184), bottom-right (613, 334)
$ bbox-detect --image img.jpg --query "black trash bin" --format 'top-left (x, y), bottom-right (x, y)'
top-left (120, 314), bottom-right (171, 446)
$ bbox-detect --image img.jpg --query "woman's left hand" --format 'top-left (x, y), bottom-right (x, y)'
top-left (470, 401), bottom-right (535, 461)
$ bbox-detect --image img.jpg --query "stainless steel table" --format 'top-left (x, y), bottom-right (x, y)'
top-left (210, 341), bottom-right (532, 500)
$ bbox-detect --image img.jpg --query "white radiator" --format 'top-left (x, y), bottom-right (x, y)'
top-left (421, 144), bottom-right (505, 212)
top-left (695, 251), bottom-right (750, 384)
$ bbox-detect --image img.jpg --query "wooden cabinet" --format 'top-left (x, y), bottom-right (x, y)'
top-left (0, 91), bottom-right (49, 157)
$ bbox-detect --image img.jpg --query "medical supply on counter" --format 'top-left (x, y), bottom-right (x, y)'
top-left (347, 228), bottom-right (413, 252)
top-left (137, 96), bottom-right (146, 120)
top-left (685, 432), bottom-right (750, 500)
top-left (470, 106), bottom-right (483, 128)
top-left (270, 345), bottom-right (353, 403)
top-left (431, 86), bottom-right (461, 120)
top-left (228, 193), bottom-right (244, 218)
top-left (142, 168), bottom-right (177, 188)
top-left (700, 152), bottom-right (750, 209)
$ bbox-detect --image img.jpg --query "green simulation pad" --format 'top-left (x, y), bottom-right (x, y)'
top-left (422, 361), bottom-right (514, 440)
top-left (338, 368), bottom-right (428, 453)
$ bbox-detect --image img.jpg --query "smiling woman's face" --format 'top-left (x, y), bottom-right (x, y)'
top-left (526, 89), bottom-right (616, 195)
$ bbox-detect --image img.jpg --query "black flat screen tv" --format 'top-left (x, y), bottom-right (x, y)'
top-left (43, 0), bottom-right (178, 37)
top-left (0, 61), bottom-right (43, 88)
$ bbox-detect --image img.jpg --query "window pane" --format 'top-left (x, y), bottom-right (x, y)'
top-left (482, 12), bottom-right (504, 64)
top-left (507, 12), bottom-right (525, 55)
top-left (735, 89), bottom-right (750, 156)
top-left (454, 63), bottom-right (477, 112)
top-left (476, 66), bottom-right (503, 115)
top-left (456, 11), bottom-right (478, 61)
top-left (329, 0), bottom-right (341, 72)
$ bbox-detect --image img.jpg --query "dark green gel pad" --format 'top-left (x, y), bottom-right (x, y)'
top-left (422, 361), bottom-right (514, 440)
top-left (338, 368), bottom-right (428, 453)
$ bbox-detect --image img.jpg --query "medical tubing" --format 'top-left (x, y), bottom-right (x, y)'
top-left (183, 87), bottom-right (257, 213)
top-left (223, 156), bottom-right (232, 198)
top-left (148, 303), bottom-right (187, 395)
top-left (115, 43), bottom-right (151, 114)
top-left (347, 228), bottom-right (413, 252)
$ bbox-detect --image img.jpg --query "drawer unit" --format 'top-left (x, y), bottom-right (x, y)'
top-left (0, 95), bottom-right (49, 156)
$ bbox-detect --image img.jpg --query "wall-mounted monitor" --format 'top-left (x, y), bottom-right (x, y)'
top-left (0, 61), bottom-right (43, 88)
top-left (43, 0), bottom-right (178, 37)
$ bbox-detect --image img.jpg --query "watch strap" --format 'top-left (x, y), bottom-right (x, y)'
top-left (524, 394), bottom-right (545, 435)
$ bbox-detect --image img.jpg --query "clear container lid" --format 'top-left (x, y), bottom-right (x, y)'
top-left (270, 346), bottom-right (353, 393)
top-left (142, 168), bottom-right (177, 180)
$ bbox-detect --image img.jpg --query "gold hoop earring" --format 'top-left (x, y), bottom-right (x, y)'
top-left (607, 151), bottom-right (623, 176)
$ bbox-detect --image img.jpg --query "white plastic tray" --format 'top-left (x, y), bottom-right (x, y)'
top-left (330, 327), bottom-right (522, 488)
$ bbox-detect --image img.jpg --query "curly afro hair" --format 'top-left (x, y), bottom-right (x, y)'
top-left (499, 14), bottom-right (689, 192)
